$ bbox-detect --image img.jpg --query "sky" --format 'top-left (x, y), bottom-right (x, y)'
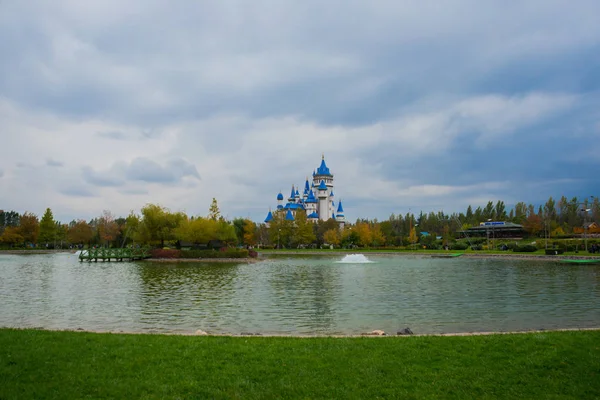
top-left (1, 0), bottom-right (599, 223)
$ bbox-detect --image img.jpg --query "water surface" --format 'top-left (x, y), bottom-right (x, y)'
top-left (1, 253), bottom-right (599, 335)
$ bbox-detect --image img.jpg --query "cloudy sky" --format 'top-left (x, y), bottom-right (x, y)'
top-left (1, 1), bottom-right (599, 223)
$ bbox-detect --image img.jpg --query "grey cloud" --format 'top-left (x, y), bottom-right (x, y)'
top-left (46, 158), bottom-right (64, 167)
top-left (59, 185), bottom-right (96, 197)
top-left (0, 169), bottom-right (3, 178)
top-left (82, 166), bottom-right (125, 187)
top-left (97, 131), bottom-right (127, 140)
top-left (82, 157), bottom-right (200, 188)
top-left (124, 157), bottom-right (200, 183)
top-left (118, 188), bottom-right (149, 195)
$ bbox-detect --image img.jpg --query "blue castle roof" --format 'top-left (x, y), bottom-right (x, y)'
top-left (330, 190), bottom-right (334, 197)
top-left (295, 189), bottom-right (300, 197)
top-left (318, 180), bottom-right (327, 190)
top-left (307, 212), bottom-right (319, 219)
top-left (337, 200), bottom-right (344, 213)
top-left (289, 185), bottom-right (295, 199)
top-left (277, 192), bottom-right (284, 201)
top-left (305, 190), bottom-right (318, 203)
top-left (285, 210), bottom-right (295, 221)
top-left (304, 179), bottom-right (310, 193)
top-left (285, 203), bottom-right (305, 210)
top-left (277, 205), bottom-right (283, 209)
top-left (264, 211), bottom-right (273, 223)
top-left (316, 156), bottom-right (332, 176)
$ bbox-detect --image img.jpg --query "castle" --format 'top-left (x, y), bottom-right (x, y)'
top-left (264, 156), bottom-right (346, 229)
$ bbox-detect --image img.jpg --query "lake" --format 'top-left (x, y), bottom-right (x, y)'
top-left (0, 252), bottom-right (599, 335)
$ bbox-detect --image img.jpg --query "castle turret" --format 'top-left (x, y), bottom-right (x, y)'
top-left (317, 179), bottom-right (328, 221)
top-left (277, 192), bottom-right (284, 209)
top-left (264, 210), bottom-right (274, 228)
top-left (335, 200), bottom-right (346, 229)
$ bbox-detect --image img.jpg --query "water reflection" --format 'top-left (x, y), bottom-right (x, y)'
top-left (0, 253), bottom-right (599, 334)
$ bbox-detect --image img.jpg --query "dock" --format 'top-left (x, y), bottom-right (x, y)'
top-left (78, 248), bottom-right (151, 262)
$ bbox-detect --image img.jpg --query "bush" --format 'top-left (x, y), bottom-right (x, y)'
top-left (150, 249), bottom-right (181, 259)
top-left (451, 242), bottom-right (469, 250)
top-left (470, 245), bottom-right (483, 251)
top-left (180, 249), bottom-right (250, 259)
top-left (513, 245), bottom-right (537, 253)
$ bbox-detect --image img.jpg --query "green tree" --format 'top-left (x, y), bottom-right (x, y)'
top-left (38, 208), bottom-right (56, 245)
top-left (137, 204), bottom-right (186, 247)
top-left (174, 217), bottom-right (215, 245)
top-left (208, 198), bottom-right (221, 221)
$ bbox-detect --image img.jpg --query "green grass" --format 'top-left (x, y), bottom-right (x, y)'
top-left (1, 329), bottom-right (599, 399)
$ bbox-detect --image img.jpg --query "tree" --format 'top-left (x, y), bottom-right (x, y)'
top-left (323, 228), bottom-right (340, 247)
top-left (370, 223), bottom-right (386, 247)
top-left (97, 210), bottom-right (119, 246)
top-left (174, 217), bottom-right (215, 245)
top-left (232, 218), bottom-right (246, 245)
top-left (242, 219), bottom-right (256, 246)
top-left (214, 220), bottom-right (237, 244)
top-left (208, 198), bottom-right (221, 221)
top-left (68, 220), bottom-right (94, 246)
top-left (0, 226), bottom-right (24, 247)
top-left (38, 208), bottom-right (56, 245)
top-left (137, 204), bottom-right (186, 247)
top-left (55, 223), bottom-right (69, 247)
top-left (292, 211), bottom-right (316, 247)
top-left (19, 212), bottom-right (39, 244)
top-left (523, 214), bottom-right (543, 236)
top-left (409, 226), bottom-right (418, 247)
top-left (354, 222), bottom-right (372, 247)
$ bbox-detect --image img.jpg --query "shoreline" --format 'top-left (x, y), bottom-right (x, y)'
top-left (257, 250), bottom-right (600, 261)
top-left (5, 326), bottom-right (600, 338)
top-left (3, 249), bottom-right (600, 261)
top-left (144, 257), bottom-right (259, 263)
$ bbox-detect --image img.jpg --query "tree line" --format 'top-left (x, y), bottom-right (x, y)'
top-left (1, 195), bottom-right (598, 249)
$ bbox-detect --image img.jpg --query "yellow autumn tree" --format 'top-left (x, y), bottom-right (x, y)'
top-left (242, 219), bottom-right (256, 246)
top-left (323, 228), bottom-right (340, 247)
top-left (355, 222), bottom-right (373, 247)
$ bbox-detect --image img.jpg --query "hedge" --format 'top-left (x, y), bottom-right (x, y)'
top-left (180, 249), bottom-right (250, 259)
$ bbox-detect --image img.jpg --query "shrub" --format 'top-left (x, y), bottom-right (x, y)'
top-left (513, 244), bottom-right (537, 253)
top-left (150, 249), bottom-right (181, 259)
top-left (180, 249), bottom-right (250, 259)
top-left (451, 242), bottom-right (469, 250)
top-left (470, 244), bottom-right (483, 251)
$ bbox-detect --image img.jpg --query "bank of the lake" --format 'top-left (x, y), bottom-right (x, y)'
top-left (1, 328), bottom-right (598, 399)
top-left (145, 257), bottom-right (259, 263)
top-left (258, 249), bottom-right (600, 261)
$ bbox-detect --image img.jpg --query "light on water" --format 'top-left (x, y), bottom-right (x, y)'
top-left (336, 254), bottom-right (373, 263)
top-left (1, 253), bottom-right (599, 335)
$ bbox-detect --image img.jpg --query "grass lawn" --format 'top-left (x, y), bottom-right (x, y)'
top-left (1, 329), bottom-right (599, 399)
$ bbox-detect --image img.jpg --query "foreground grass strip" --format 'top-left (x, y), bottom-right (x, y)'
top-left (1, 329), bottom-right (599, 399)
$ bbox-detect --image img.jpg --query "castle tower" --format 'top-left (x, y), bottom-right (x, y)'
top-left (335, 200), bottom-right (346, 230)
top-left (277, 192), bottom-right (284, 209)
top-left (317, 179), bottom-right (329, 221)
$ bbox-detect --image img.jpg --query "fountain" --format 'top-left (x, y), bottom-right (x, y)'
top-left (336, 254), bottom-right (374, 263)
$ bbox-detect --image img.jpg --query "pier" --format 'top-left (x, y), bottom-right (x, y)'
top-left (78, 248), bottom-right (151, 262)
